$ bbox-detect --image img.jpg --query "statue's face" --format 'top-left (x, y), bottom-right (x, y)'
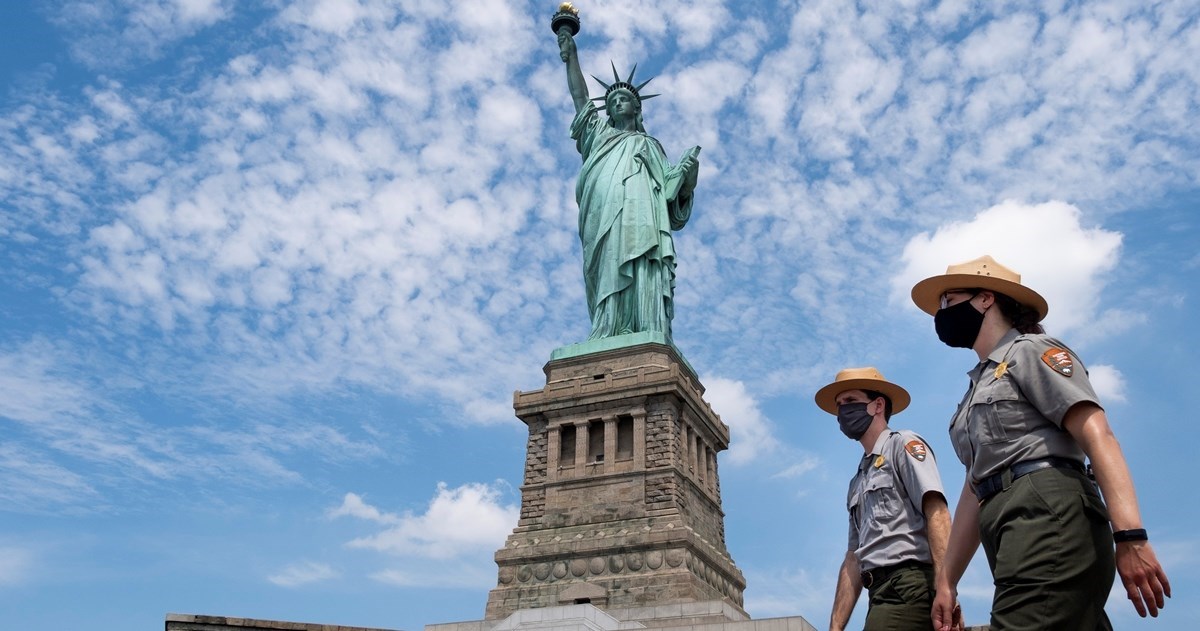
top-left (606, 89), bottom-right (640, 123)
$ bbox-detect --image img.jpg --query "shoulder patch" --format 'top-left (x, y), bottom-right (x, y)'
top-left (904, 440), bottom-right (928, 462)
top-left (1041, 347), bottom-right (1074, 377)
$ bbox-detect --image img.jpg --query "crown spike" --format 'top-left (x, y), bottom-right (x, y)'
top-left (590, 62), bottom-right (661, 108)
top-left (640, 93), bottom-right (660, 101)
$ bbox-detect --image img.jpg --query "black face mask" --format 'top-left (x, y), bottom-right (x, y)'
top-left (935, 298), bottom-right (985, 348)
top-left (837, 402), bottom-right (873, 440)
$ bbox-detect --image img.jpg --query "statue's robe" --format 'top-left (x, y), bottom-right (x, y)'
top-left (571, 103), bottom-right (693, 341)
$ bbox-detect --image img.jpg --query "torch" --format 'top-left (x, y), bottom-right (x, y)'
top-left (552, 3), bottom-right (580, 61)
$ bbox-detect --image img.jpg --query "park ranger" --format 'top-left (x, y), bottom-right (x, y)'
top-left (913, 255), bottom-right (1170, 630)
top-left (817, 367), bottom-right (953, 631)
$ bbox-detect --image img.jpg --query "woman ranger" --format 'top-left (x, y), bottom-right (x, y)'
top-left (912, 256), bottom-right (1170, 630)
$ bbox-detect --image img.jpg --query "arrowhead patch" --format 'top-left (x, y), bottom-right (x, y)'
top-left (905, 440), bottom-right (928, 462)
top-left (1041, 348), bottom-right (1074, 377)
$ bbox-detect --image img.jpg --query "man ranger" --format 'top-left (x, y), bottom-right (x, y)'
top-left (816, 368), bottom-right (953, 630)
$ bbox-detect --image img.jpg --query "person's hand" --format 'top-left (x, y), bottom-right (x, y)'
top-left (1116, 541), bottom-right (1171, 617)
top-left (557, 30), bottom-right (576, 62)
top-left (932, 585), bottom-right (963, 631)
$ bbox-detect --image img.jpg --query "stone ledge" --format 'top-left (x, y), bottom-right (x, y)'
top-left (165, 614), bottom-right (400, 631)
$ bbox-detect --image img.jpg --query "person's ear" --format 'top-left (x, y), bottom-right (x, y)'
top-left (976, 290), bottom-right (995, 311)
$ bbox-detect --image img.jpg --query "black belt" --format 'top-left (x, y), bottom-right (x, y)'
top-left (860, 560), bottom-right (930, 589)
top-left (974, 456), bottom-right (1084, 503)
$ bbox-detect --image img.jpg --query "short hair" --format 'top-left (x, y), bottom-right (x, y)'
top-left (861, 389), bottom-right (893, 421)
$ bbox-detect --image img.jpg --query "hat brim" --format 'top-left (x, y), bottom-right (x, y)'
top-left (814, 378), bottom-right (911, 416)
top-left (911, 273), bottom-right (1049, 321)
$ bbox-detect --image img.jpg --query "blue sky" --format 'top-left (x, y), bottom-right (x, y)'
top-left (1, 0), bottom-right (1197, 629)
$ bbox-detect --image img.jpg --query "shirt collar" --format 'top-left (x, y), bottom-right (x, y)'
top-left (967, 327), bottom-right (1022, 377)
top-left (869, 429), bottom-right (893, 456)
top-left (986, 327), bottom-right (1022, 364)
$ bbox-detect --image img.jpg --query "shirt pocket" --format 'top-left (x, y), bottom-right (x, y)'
top-left (864, 473), bottom-right (898, 521)
top-left (971, 377), bottom-right (1023, 445)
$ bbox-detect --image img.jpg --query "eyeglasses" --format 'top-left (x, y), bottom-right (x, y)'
top-left (939, 290), bottom-right (979, 309)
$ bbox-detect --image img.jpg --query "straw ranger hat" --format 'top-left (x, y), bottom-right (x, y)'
top-left (814, 367), bottom-right (911, 416)
top-left (910, 255), bottom-right (1048, 321)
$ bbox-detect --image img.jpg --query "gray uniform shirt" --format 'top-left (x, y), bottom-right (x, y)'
top-left (847, 429), bottom-right (945, 572)
top-left (950, 329), bottom-right (1099, 486)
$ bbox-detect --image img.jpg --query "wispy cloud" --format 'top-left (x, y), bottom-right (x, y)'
top-left (0, 444), bottom-right (103, 513)
top-left (741, 565), bottom-right (829, 621)
top-left (49, 0), bottom-right (235, 70)
top-left (5, 1), bottom-right (1197, 430)
top-left (267, 561), bottom-right (340, 587)
top-left (370, 563), bottom-right (496, 590)
top-left (0, 337), bottom-right (386, 513)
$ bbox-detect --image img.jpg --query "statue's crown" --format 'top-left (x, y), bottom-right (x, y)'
top-left (591, 62), bottom-right (659, 106)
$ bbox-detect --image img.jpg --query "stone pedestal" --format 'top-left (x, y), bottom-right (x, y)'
top-left (484, 342), bottom-right (746, 623)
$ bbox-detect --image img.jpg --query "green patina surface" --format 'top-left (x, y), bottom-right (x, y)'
top-left (557, 16), bottom-right (700, 346)
top-left (550, 332), bottom-right (696, 377)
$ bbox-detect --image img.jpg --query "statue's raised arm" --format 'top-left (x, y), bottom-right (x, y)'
top-left (550, 3), bottom-right (702, 345)
top-left (553, 4), bottom-right (589, 113)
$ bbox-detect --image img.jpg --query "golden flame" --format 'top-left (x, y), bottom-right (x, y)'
top-left (558, 2), bottom-right (579, 15)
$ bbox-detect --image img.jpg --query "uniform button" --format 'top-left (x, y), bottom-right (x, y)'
top-left (986, 396), bottom-right (993, 403)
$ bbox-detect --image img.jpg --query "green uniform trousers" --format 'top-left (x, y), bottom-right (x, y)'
top-left (979, 466), bottom-right (1114, 631)
top-left (864, 564), bottom-right (935, 631)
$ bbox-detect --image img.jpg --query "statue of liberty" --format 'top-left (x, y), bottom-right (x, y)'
top-left (555, 7), bottom-right (700, 343)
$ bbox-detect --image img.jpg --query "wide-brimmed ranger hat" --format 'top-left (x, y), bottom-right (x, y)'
top-left (814, 367), bottom-right (911, 416)
top-left (910, 255), bottom-right (1048, 321)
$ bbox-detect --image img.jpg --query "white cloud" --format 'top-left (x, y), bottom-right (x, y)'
top-left (1071, 308), bottom-right (1148, 346)
top-left (741, 566), bottom-right (829, 620)
top-left (370, 562), bottom-right (495, 589)
top-left (893, 200), bottom-right (1123, 334)
top-left (0, 444), bottom-right (103, 513)
top-left (5, 0), bottom-right (1195, 432)
top-left (51, 0), bottom-right (234, 69)
top-left (0, 341), bottom-right (92, 425)
top-left (337, 482), bottom-right (517, 560)
top-left (267, 561), bottom-right (340, 587)
top-left (772, 455), bottom-right (820, 480)
top-left (1087, 364), bottom-right (1127, 404)
top-left (329, 492), bottom-right (398, 524)
top-left (0, 337), bottom-right (386, 513)
top-left (957, 13), bottom-right (1039, 76)
top-left (703, 377), bottom-right (779, 466)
